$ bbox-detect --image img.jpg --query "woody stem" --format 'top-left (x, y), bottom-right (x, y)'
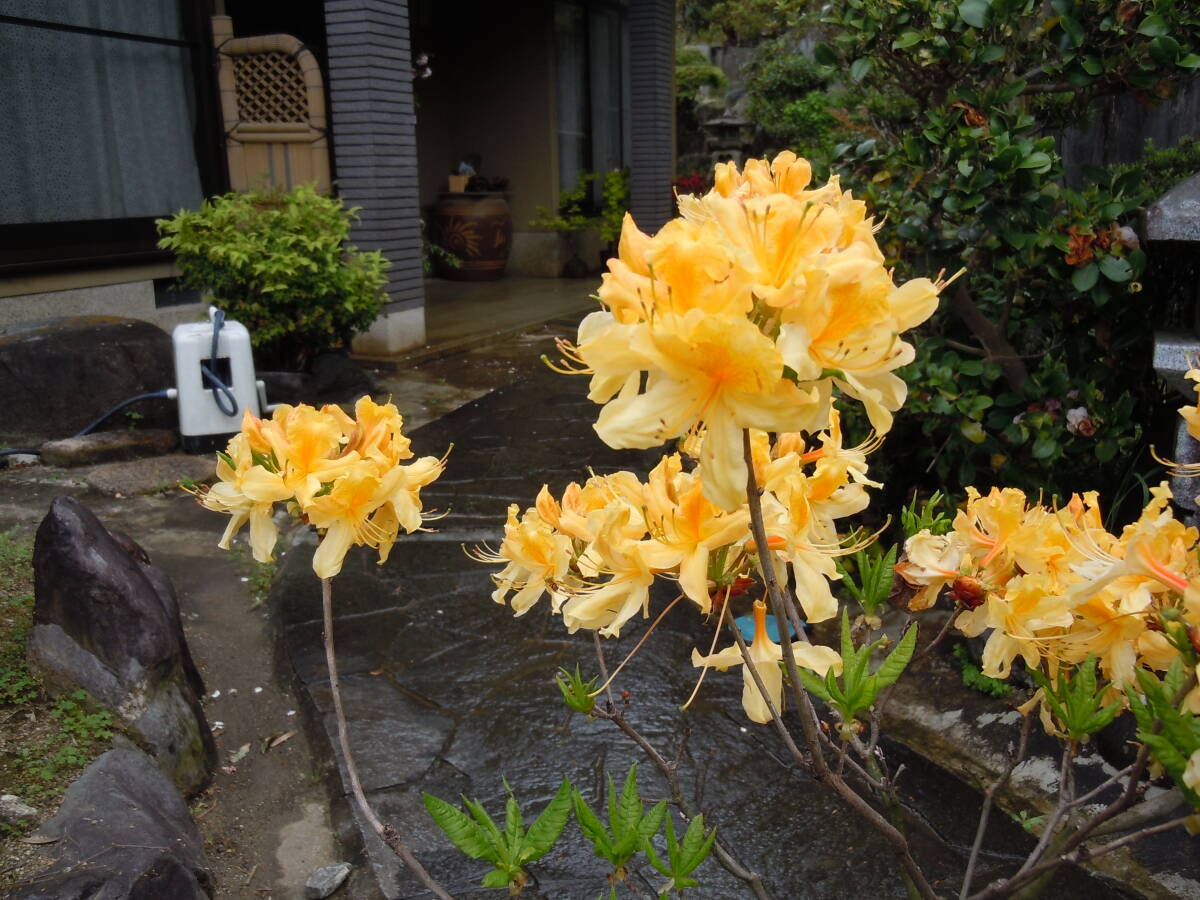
top-left (322, 577), bottom-right (454, 899)
top-left (740, 431), bottom-right (936, 900)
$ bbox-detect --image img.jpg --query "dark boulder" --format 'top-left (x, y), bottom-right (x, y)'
top-left (28, 497), bottom-right (216, 795)
top-left (0, 317), bottom-right (176, 441)
top-left (9, 747), bottom-right (212, 899)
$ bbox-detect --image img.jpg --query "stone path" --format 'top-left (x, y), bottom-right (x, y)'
top-left (272, 356), bottom-right (972, 899)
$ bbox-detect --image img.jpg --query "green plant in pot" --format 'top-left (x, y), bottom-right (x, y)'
top-left (530, 172), bottom-right (596, 278)
top-left (157, 183), bottom-right (390, 370)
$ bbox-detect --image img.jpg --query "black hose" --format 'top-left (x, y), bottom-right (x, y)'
top-left (201, 308), bottom-right (238, 417)
top-left (1, 390), bottom-right (173, 464)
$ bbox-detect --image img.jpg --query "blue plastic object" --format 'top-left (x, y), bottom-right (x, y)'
top-left (734, 613), bottom-right (798, 643)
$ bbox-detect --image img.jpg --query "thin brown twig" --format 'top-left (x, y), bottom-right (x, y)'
top-left (960, 714), bottom-right (1032, 899)
top-left (592, 704), bottom-right (772, 900)
top-left (322, 578), bottom-right (454, 900)
top-left (740, 432), bottom-right (938, 900)
top-left (968, 815), bottom-right (1194, 900)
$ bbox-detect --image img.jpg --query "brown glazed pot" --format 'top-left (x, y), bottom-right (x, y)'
top-left (431, 192), bottom-right (513, 281)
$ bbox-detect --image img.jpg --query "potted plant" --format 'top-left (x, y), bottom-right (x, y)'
top-left (430, 155), bottom-right (513, 281)
top-left (529, 172), bottom-right (597, 278)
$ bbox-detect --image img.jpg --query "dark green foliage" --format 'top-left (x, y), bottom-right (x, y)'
top-left (900, 491), bottom-right (954, 537)
top-left (1128, 660), bottom-right (1200, 809)
top-left (641, 812), bottom-right (717, 897)
top-left (599, 169), bottom-right (631, 246)
top-left (157, 183), bottom-right (390, 368)
top-left (572, 764), bottom-right (667, 873)
top-left (530, 172), bottom-right (597, 233)
top-left (951, 642), bottom-right (1014, 699)
top-left (555, 664), bottom-right (598, 715)
top-left (424, 764), bottom-right (717, 895)
top-left (0, 530), bottom-right (38, 706)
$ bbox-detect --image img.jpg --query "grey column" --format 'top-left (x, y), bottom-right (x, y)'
top-left (323, 0), bottom-right (424, 313)
top-left (628, 0), bottom-right (675, 233)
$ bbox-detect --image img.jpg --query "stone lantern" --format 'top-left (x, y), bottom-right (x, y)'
top-left (1149, 172), bottom-right (1200, 517)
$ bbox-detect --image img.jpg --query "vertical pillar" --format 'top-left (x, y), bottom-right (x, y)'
top-left (323, 0), bottom-right (426, 354)
top-left (628, 0), bottom-right (675, 234)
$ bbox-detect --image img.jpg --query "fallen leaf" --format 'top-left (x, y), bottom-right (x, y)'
top-left (266, 730), bottom-right (296, 751)
top-left (370, 669), bottom-right (383, 676)
top-left (18, 835), bottom-right (58, 845)
top-left (229, 743), bottom-right (251, 764)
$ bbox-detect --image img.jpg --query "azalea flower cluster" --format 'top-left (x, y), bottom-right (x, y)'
top-left (477, 153), bottom-right (946, 724)
top-left (555, 151), bottom-right (944, 511)
top-left (195, 397), bottom-right (445, 579)
top-left (898, 483), bottom-right (1200, 707)
top-left (474, 413), bottom-right (876, 722)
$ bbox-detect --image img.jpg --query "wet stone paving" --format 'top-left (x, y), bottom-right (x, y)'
top-left (269, 351), bottom-right (1108, 899)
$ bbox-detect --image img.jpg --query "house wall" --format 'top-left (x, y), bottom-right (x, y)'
top-left (0, 266), bottom-right (204, 333)
top-left (414, 0), bottom-right (558, 231)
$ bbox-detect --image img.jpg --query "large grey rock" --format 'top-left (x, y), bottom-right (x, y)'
top-left (0, 317), bottom-right (176, 441)
top-left (28, 497), bottom-right (216, 795)
top-left (9, 747), bottom-right (211, 899)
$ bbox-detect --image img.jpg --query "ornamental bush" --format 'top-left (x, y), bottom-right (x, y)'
top-left (157, 183), bottom-right (389, 369)
top-left (712, 0), bottom-right (1200, 509)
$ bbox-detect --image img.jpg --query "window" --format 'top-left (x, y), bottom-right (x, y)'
top-left (0, 0), bottom-right (224, 272)
top-left (554, 2), bottom-right (627, 196)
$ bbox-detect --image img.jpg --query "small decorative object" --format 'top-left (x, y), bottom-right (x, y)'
top-left (431, 154), bottom-right (512, 281)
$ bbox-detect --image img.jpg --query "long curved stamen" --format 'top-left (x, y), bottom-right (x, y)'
top-left (588, 594), bottom-right (683, 698)
top-left (1150, 445), bottom-right (1200, 477)
top-left (681, 584), bottom-right (733, 711)
top-left (543, 339), bottom-right (593, 375)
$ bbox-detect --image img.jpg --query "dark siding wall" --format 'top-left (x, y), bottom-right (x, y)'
top-left (324, 0), bottom-right (424, 312)
top-left (628, 0), bottom-right (675, 234)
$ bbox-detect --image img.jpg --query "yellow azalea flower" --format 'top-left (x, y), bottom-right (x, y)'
top-left (953, 486), bottom-right (1029, 579)
top-left (638, 461), bottom-right (750, 612)
top-left (252, 403), bottom-right (362, 507)
top-left (200, 433), bottom-right (292, 561)
top-left (776, 250), bottom-right (939, 435)
top-left (1064, 590), bottom-right (1146, 689)
top-left (955, 572), bottom-right (1073, 679)
top-left (1181, 369), bottom-right (1200, 443)
top-left (339, 395), bottom-right (413, 466)
top-left (560, 507), bottom-right (658, 636)
top-left (691, 599), bottom-right (841, 724)
top-left (589, 310), bottom-right (828, 510)
top-left (305, 467), bottom-right (401, 579)
top-left (473, 505), bottom-right (574, 616)
top-left (896, 531), bottom-right (966, 611)
top-left (1184, 749), bottom-right (1200, 793)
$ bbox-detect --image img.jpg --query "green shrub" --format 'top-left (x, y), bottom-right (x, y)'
top-left (157, 183), bottom-right (390, 369)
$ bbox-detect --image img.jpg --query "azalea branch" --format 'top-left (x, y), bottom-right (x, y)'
top-left (591, 699), bottom-right (773, 900)
top-left (322, 578), bottom-right (453, 900)
top-left (1016, 743), bottom-right (1076, 880)
top-left (740, 432), bottom-right (938, 900)
top-left (959, 713), bottom-right (1032, 900)
top-left (968, 815), bottom-right (1195, 900)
